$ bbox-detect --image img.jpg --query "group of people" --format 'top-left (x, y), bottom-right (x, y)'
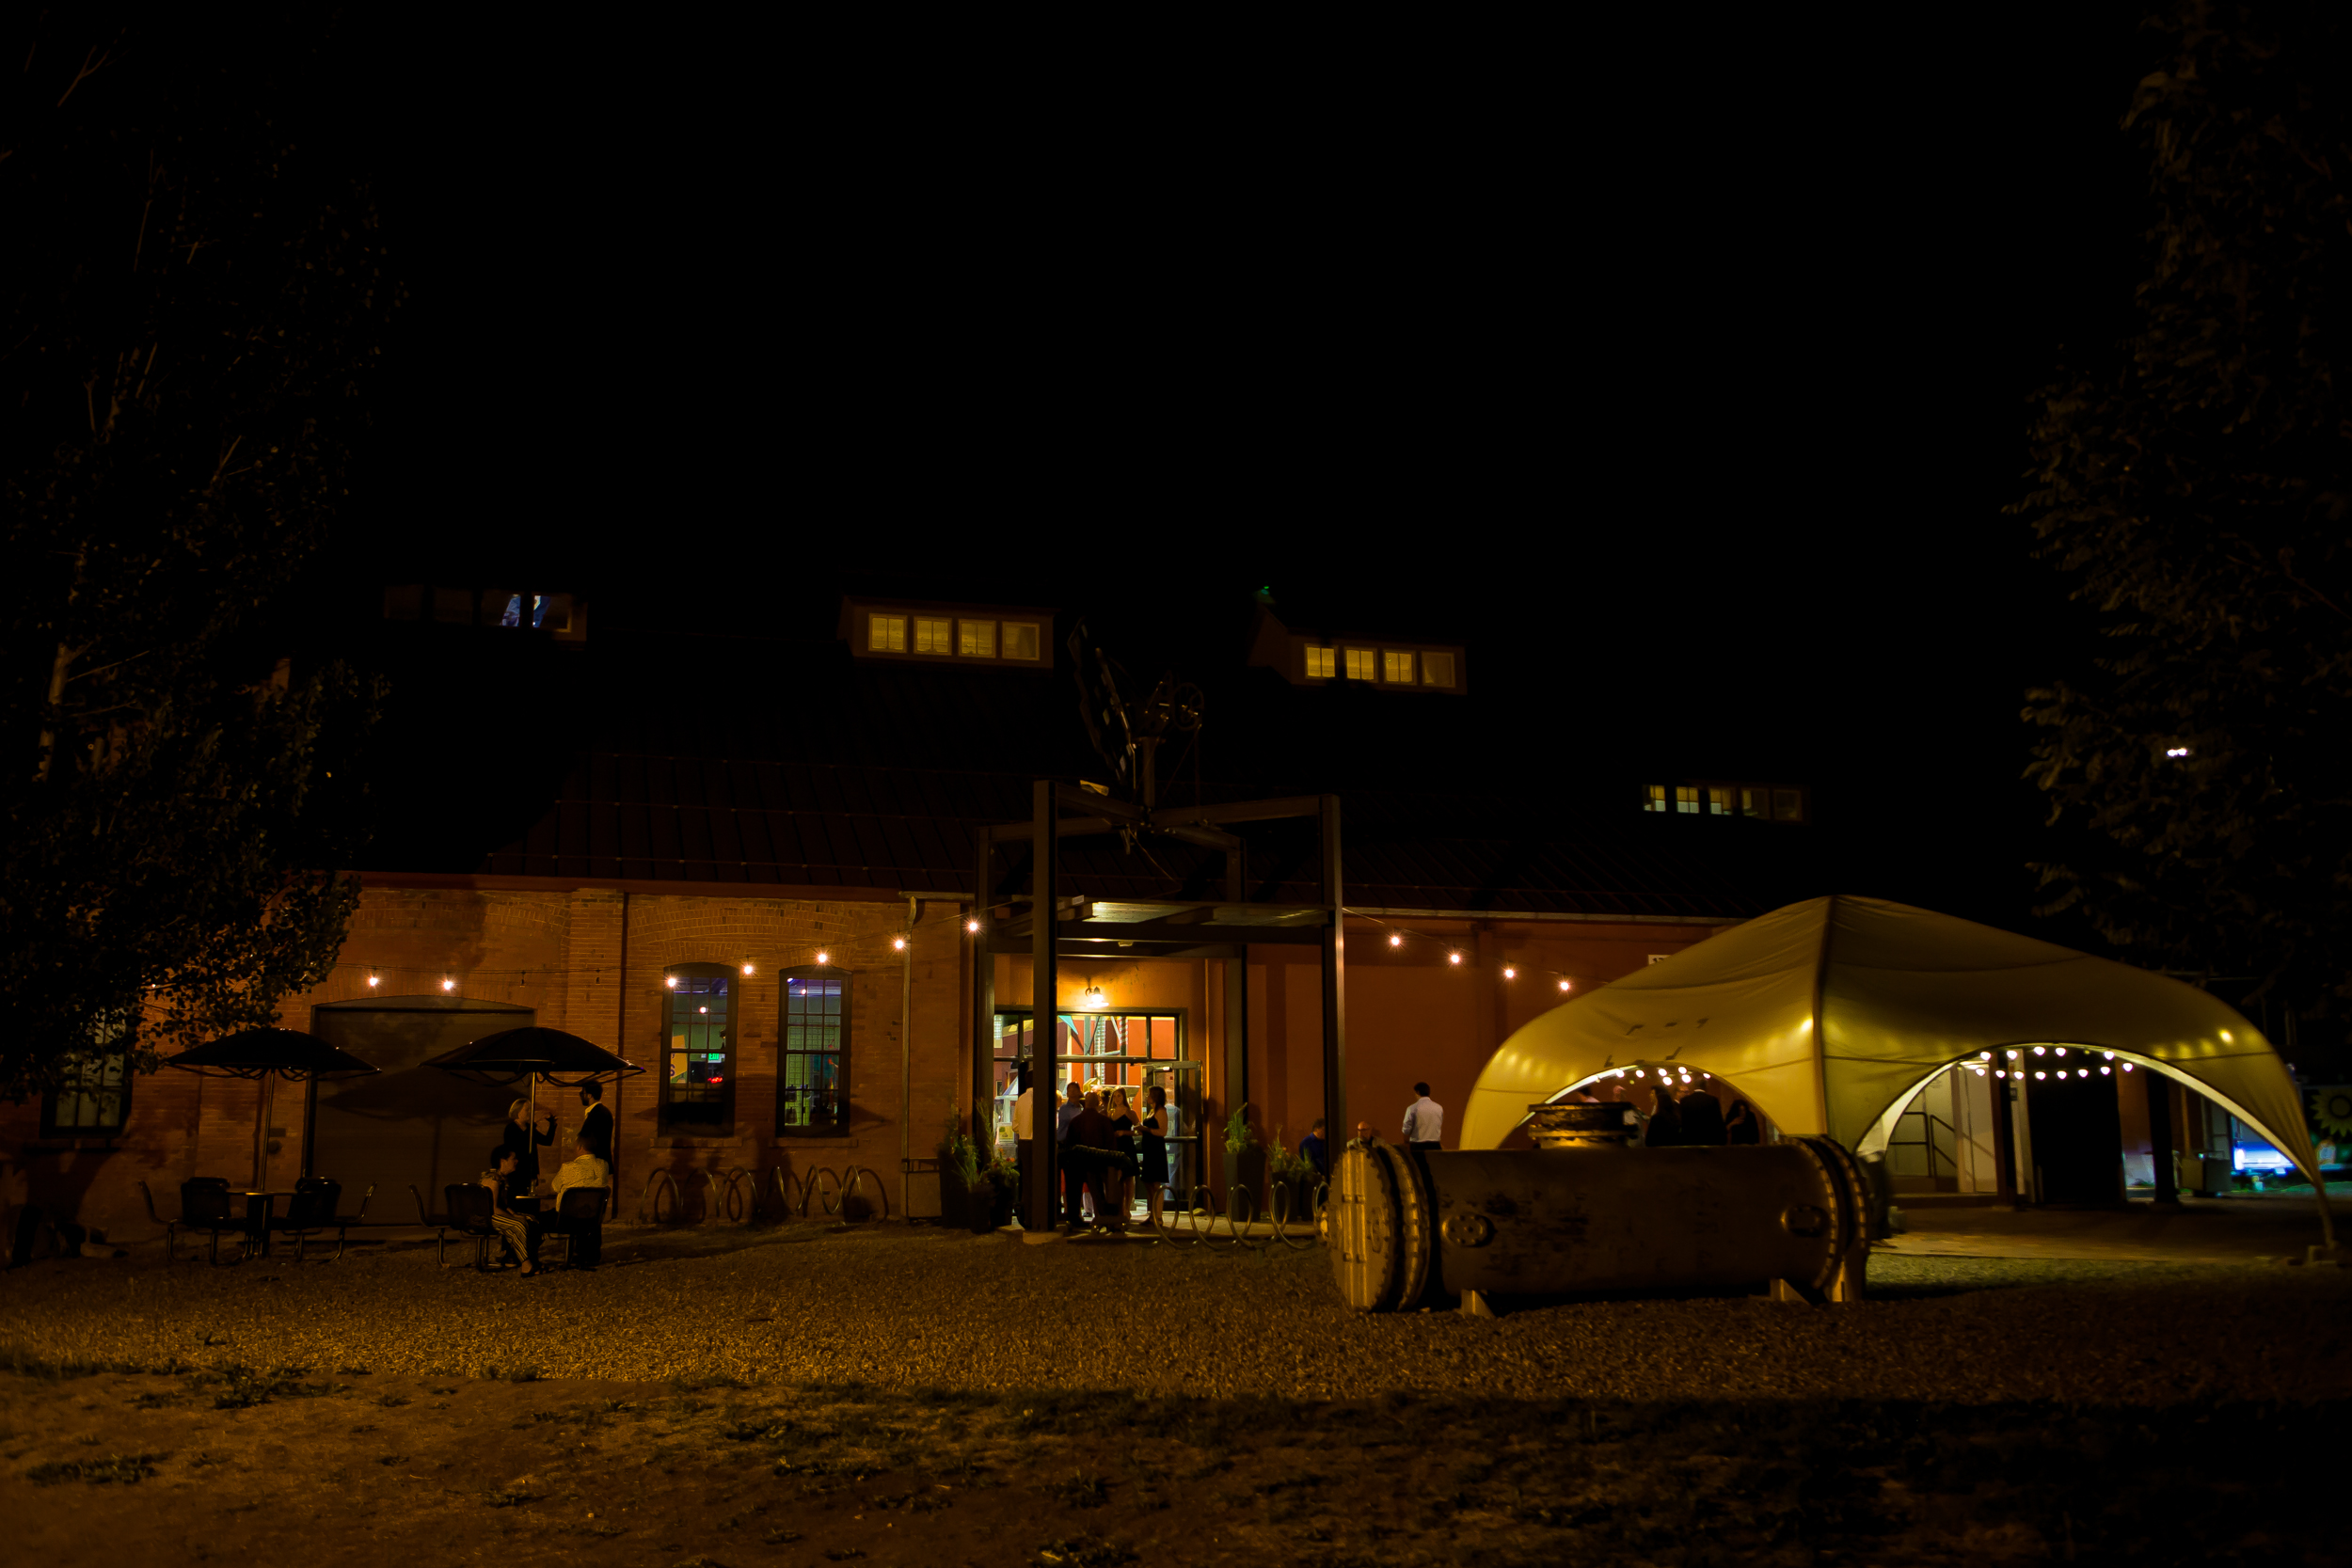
top-left (1632, 1080), bottom-right (1759, 1146)
top-left (479, 1080), bottom-right (615, 1275)
top-left (1011, 1070), bottom-right (1173, 1233)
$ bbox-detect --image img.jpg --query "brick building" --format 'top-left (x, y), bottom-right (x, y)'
top-left (4, 591), bottom-right (1808, 1248)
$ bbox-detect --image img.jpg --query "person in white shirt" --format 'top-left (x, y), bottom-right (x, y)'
top-left (1402, 1083), bottom-right (1444, 1150)
top-left (547, 1137), bottom-right (610, 1267)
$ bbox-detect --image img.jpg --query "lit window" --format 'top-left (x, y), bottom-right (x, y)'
top-left (1343, 648), bottom-right (1377, 681)
top-left (1383, 649), bottom-right (1415, 683)
top-left (661, 970), bottom-right (734, 1132)
top-left (1304, 646), bottom-right (1336, 679)
top-left (1002, 622), bottom-right (1040, 660)
top-left (1421, 651), bottom-right (1455, 687)
top-left (960, 620), bottom-right (996, 657)
top-left (40, 1011), bottom-right (134, 1139)
top-left (868, 613), bottom-right (907, 653)
top-left (1644, 784), bottom-right (1668, 813)
top-left (1740, 786), bottom-right (1768, 818)
top-left (1772, 788), bottom-right (1804, 822)
top-left (1708, 786), bottom-right (1735, 816)
top-left (498, 594), bottom-right (524, 627)
top-left (913, 617), bottom-right (952, 654)
top-left (1676, 786), bottom-right (1699, 815)
top-left (779, 971), bottom-right (848, 1136)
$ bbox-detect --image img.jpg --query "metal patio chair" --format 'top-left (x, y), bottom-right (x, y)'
top-left (173, 1177), bottom-right (249, 1263)
top-left (437, 1182), bottom-right (498, 1269)
top-left (272, 1179), bottom-right (372, 1260)
top-left (544, 1186), bottom-right (609, 1269)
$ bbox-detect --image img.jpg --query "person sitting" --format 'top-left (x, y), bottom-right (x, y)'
top-left (1299, 1118), bottom-right (1329, 1179)
top-left (1678, 1086), bottom-right (1728, 1146)
top-left (481, 1147), bottom-right (539, 1276)
top-left (547, 1136), bottom-right (610, 1268)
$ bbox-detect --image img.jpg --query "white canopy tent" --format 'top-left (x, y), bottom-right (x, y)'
top-left (1461, 895), bottom-right (2328, 1236)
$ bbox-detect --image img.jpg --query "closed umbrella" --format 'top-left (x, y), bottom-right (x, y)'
top-left (165, 1027), bottom-right (380, 1188)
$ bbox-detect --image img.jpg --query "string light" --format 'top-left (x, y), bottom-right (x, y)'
top-left (2122, 1063), bottom-right (2134, 1072)
top-left (2099, 1066), bottom-right (2111, 1075)
top-left (816, 951), bottom-right (829, 965)
top-left (742, 963), bottom-right (755, 975)
top-left (1502, 966), bottom-right (1517, 979)
top-left (441, 977), bottom-right (455, 991)
top-left (366, 974), bottom-right (380, 988)
top-left (892, 936), bottom-right (907, 951)
top-left (1389, 933), bottom-right (1404, 947)
top-left (666, 976), bottom-right (679, 989)
top-left (2033, 1046), bottom-right (2046, 1056)
top-left (2034, 1070), bottom-right (2046, 1079)
top-left (1448, 952), bottom-right (1463, 965)
top-left (966, 918), bottom-right (980, 934)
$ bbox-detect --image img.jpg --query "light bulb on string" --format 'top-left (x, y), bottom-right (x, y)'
top-left (1448, 952), bottom-right (1463, 965)
top-left (816, 951), bottom-right (829, 965)
top-left (1502, 966), bottom-right (1517, 979)
top-left (892, 936), bottom-right (907, 951)
top-left (1558, 978), bottom-right (1572, 991)
top-left (966, 919), bottom-right (979, 934)
top-left (1389, 933), bottom-right (1403, 947)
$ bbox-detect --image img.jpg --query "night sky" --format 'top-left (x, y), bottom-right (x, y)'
top-left (284, 6), bottom-right (2163, 936)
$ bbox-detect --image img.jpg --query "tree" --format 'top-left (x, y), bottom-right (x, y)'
top-left (2017, 0), bottom-right (2352, 1058)
top-left (0, 12), bottom-right (393, 1098)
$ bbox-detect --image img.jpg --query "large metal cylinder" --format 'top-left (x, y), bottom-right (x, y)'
top-left (1327, 1137), bottom-right (1873, 1311)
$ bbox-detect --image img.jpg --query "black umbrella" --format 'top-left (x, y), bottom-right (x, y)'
top-left (424, 1027), bottom-right (643, 1176)
top-left (165, 1027), bottom-right (380, 1188)
top-left (421, 1026), bottom-right (642, 1087)
top-left (165, 1027), bottom-right (380, 1081)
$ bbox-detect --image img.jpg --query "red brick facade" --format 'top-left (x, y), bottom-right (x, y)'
top-left (2, 873), bottom-right (1727, 1247)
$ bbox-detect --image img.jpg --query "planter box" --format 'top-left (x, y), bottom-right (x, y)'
top-left (1223, 1148), bottom-right (1267, 1222)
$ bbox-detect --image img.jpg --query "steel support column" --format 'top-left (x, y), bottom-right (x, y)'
top-left (1028, 781), bottom-right (1058, 1233)
top-left (1319, 794), bottom-right (1346, 1145)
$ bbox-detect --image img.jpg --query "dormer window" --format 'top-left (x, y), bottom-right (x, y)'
top-left (843, 599), bottom-right (1054, 670)
top-left (1343, 647), bottom-right (1377, 681)
top-left (1304, 646), bottom-right (1336, 679)
top-left (1383, 649), bottom-right (1415, 683)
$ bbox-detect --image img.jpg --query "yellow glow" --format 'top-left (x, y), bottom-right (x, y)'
top-left (1502, 967), bottom-right (1517, 979)
top-left (742, 963), bottom-right (755, 975)
top-left (966, 919), bottom-right (980, 934)
top-left (816, 951), bottom-right (829, 965)
top-left (1558, 979), bottom-right (1572, 991)
top-left (1449, 952), bottom-right (1463, 965)
top-left (441, 978), bottom-right (455, 991)
top-left (892, 936), bottom-right (907, 951)
top-left (367, 974), bottom-right (380, 987)
top-left (666, 976), bottom-right (678, 989)
top-left (1390, 933), bottom-right (1403, 946)
top-left (2035, 1070), bottom-right (2046, 1079)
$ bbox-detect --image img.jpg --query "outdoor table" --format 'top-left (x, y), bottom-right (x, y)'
top-left (238, 1190), bottom-right (297, 1258)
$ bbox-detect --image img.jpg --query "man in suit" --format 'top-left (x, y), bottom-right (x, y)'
top-left (578, 1080), bottom-right (614, 1164)
top-left (1061, 1091), bottom-right (1121, 1234)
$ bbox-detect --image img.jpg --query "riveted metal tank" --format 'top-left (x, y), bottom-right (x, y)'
top-left (1327, 1133), bottom-right (1875, 1311)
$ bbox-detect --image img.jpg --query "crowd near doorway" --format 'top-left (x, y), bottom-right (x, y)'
top-left (992, 1009), bottom-right (1198, 1211)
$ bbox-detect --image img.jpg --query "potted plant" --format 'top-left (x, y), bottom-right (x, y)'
top-left (939, 1115), bottom-right (987, 1231)
top-left (983, 1155), bottom-right (1020, 1230)
top-left (1266, 1127), bottom-right (1321, 1225)
top-left (1222, 1104), bottom-right (1265, 1223)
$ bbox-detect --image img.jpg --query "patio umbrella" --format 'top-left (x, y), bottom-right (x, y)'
top-left (423, 1026), bottom-right (643, 1159)
top-left (165, 1027), bottom-right (380, 1187)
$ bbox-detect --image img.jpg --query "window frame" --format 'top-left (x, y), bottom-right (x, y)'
top-left (659, 963), bottom-right (739, 1137)
top-left (912, 616), bottom-right (953, 655)
top-left (1000, 621), bottom-right (1041, 660)
top-left (959, 618), bottom-right (996, 658)
top-left (39, 1010), bottom-right (136, 1141)
top-left (1420, 650), bottom-right (1455, 688)
top-left (1302, 644), bottom-right (1336, 680)
top-left (867, 613), bottom-right (908, 654)
top-left (775, 963), bottom-right (852, 1138)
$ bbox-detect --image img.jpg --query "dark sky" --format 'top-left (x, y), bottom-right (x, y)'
top-left (305, 7), bottom-right (2162, 933)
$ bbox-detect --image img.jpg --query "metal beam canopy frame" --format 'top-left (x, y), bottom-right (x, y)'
top-left (973, 785), bottom-right (1345, 1234)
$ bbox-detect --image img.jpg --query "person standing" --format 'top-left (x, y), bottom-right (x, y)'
top-left (1643, 1081), bottom-right (1684, 1147)
top-left (1724, 1100), bottom-right (1760, 1145)
top-left (1107, 1088), bottom-right (1138, 1224)
top-left (496, 1100), bottom-right (556, 1192)
top-left (1010, 1061), bottom-right (1036, 1220)
top-left (1401, 1083), bottom-right (1444, 1153)
top-left (578, 1081), bottom-right (614, 1164)
top-left (1061, 1092), bottom-right (1120, 1233)
top-left (1299, 1118), bottom-right (1330, 1179)
top-left (1138, 1084), bottom-right (1170, 1229)
top-left (1055, 1079), bottom-right (1086, 1220)
top-left (1678, 1086), bottom-right (1727, 1146)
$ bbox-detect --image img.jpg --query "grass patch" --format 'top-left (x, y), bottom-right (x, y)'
top-left (26, 1452), bottom-right (166, 1485)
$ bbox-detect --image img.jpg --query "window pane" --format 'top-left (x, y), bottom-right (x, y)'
top-left (1383, 650), bottom-right (1414, 683)
top-left (1343, 648), bottom-right (1376, 680)
top-left (1676, 786), bottom-right (1699, 814)
top-left (868, 613), bottom-right (906, 653)
top-left (1303, 645), bottom-right (1335, 679)
top-left (1421, 651), bottom-right (1454, 687)
top-left (1708, 786), bottom-right (1735, 816)
top-left (1645, 784), bottom-right (1668, 813)
top-left (961, 619), bottom-right (996, 657)
top-left (913, 617), bottom-right (952, 654)
top-left (1001, 622), bottom-right (1040, 659)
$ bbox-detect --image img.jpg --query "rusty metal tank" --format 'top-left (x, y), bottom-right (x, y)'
top-left (1327, 1134), bottom-right (1875, 1311)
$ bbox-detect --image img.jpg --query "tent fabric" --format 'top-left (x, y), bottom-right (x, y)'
top-left (1460, 895), bottom-right (2322, 1183)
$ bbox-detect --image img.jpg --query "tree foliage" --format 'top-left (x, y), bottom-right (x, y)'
top-left (2018, 0), bottom-right (2352, 1033)
top-left (0, 12), bottom-right (392, 1098)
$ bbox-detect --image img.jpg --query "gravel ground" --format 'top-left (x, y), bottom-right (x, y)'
top-left (5, 1224), bottom-right (2348, 1405)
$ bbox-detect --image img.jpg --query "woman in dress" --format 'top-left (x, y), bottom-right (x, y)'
top-left (1139, 1084), bottom-right (1171, 1229)
top-left (1107, 1088), bottom-right (1138, 1223)
top-left (1642, 1080), bottom-right (1684, 1147)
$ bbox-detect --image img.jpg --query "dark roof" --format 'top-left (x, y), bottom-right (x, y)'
top-left (386, 616), bottom-right (1814, 921)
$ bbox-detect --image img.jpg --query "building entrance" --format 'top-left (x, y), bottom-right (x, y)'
top-left (992, 1009), bottom-right (1199, 1201)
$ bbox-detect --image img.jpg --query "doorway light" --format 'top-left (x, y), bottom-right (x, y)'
top-left (816, 951), bottom-right (830, 965)
top-left (441, 977), bottom-right (455, 991)
top-left (1558, 978), bottom-right (1572, 991)
top-left (1078, 985), bottom-right (1107, 1010)
top-left (892, 935), bottom-right (907, 951)
top-left (1502, 966), bottom-right (1517, 979)
top-left (742, 963), bottom-right (755, 976)
top-left (367, 974), bottom-right (380, 988)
